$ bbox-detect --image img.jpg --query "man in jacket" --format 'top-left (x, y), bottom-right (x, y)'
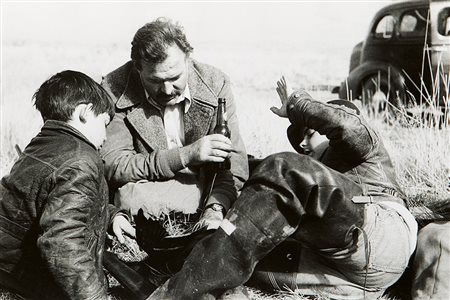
top-left (0, 70), bottom-right (135, 299)
top-left (149, 77), bottom-right (418, 300)
top-left (101, 18), bottom-right (248, 229)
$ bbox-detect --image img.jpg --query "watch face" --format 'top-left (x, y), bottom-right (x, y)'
top-left (211, 204), bottom-right (223, 211)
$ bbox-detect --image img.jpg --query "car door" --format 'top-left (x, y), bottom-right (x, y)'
top-left (395, 5), bottom-right (430, 101)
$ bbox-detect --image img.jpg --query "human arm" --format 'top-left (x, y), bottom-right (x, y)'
top-left (37, 160), bottom-right (109, 300)
top-left (272, 77), bottom-right (378, 160)
top-left (101, 111), bottom-right (188, 187)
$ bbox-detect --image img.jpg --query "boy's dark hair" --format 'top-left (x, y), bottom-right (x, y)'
top-left (131, 17), bottom-right (193, 70)
top-left (33, 70), bottom-right (115, 122)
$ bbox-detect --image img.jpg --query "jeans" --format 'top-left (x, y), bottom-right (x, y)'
top-left (289, 203), bottom-right (413, 299)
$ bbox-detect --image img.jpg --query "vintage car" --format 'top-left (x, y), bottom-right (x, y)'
top-left (336, 0), bottom-right (450, 109)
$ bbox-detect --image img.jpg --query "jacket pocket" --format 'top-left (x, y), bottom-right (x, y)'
top-left (0, 215), bottom-right (27, 240)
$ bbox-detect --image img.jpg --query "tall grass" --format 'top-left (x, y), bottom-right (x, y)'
top-left (364, 50), bottom-right (450, 222)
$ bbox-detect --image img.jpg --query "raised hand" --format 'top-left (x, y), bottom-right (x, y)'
top-left (270, 76), bottom-right (291, 118)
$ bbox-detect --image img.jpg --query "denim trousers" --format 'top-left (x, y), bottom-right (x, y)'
top-left (150, 152), bottom-right (413, 300)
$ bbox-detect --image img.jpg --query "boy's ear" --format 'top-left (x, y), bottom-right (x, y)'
top-left (77, 103), bottom-right (93, 124)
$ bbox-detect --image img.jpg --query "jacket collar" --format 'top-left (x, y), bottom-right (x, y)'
top-left (116, 59), bottom-right (218, 109)
top-left (116, 60), bottom-right (217, 150)
top-left (42, 120), bottom-right (97, 150)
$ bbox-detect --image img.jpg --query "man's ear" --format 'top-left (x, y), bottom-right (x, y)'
top-left (77, 103), bottom-right (93, 123)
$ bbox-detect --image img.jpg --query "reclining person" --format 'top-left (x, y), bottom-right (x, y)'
top-left (149, 77), bottom-right (418, 300)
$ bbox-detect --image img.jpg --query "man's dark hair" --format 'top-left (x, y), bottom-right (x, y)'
top-left (33, 70), bottom-right (115, 122)
top-left (131, 17), bottom-right (194, 70)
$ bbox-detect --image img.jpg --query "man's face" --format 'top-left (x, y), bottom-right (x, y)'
top-left (139, 44), bottom-right (188, 107)
top-left (300, 128), bottom-right (329, 159)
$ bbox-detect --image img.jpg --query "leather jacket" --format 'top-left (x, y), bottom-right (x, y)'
top-left (286, 90), bottom-right (406, 204)
top-left (0, 120), bottom-right (120, 299)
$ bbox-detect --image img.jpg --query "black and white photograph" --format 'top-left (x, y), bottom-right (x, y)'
top-left (1, 0), bottom-right (449, 299)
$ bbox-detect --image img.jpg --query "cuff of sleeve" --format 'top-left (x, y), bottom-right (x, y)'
top-left (157, 148), bottom-right (185, 177)
top-left (206, 192), bottom-right (234, 212)
top-left (287, 89), bottom-right (312, 124)
top-left (115, 210), bottom-right (132, 223)
top-left (108, 206), bottom-right (132, 231)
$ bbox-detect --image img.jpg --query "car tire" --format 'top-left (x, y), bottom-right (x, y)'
top-left (361, 73), bottom-right (403, 115)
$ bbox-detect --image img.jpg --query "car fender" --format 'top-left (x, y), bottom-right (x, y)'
top-left (338, 61), bottom-right (406, 100)
top-left (349, 41), bottom-right (364, 73)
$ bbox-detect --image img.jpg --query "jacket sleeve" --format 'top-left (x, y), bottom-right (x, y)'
top-left (206, 77), bottom-right (249, 210)
top-left (286, 90), bottom-right (379, 161)
top-left (101, 111), bottom-right (186, 187)
top-left (37, 160), bottom-right (107, 300)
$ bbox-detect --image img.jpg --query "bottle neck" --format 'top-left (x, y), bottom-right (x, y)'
top-left (217, 101), bottom-right (227, 125)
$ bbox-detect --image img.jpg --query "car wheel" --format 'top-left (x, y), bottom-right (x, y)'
top-left (361, 73), bottom-right (403, 115)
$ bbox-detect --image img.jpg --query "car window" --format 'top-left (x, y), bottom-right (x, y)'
top-left (437, 7), bottom-right (450, 36)
top-left (374, 15), bottom-right (395, 39)
top-left (399, 8), bottom-right (428, 38)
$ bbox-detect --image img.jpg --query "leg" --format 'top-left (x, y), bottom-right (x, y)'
top-left (250, 202), bottom-right (413, 299)
top-left (411, 221), bottom-right (450, 300)
top-left (149, 152), bottom-right (365, 299)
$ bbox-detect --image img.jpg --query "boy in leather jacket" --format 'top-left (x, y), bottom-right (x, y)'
top-left (0, 70), bottom-right (135, 300)
top-left (149, 77), bottom-right (418, 300)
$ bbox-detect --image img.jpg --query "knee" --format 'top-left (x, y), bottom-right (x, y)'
top-left (412, 222), bottom-right (450, 299)
top-left (249, 152), bottom-right (330, 186)
top-left (265, 151), bottom-right (309, 162)
top-left (417, 221), bottom-right (450, 252)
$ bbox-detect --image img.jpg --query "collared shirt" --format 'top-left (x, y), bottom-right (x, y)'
top-left (143, 85), bottom-right (192, 150)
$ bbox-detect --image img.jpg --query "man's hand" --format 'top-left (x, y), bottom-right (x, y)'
top-left (271, 76), bottom-right (292, 118)
top-left (194, 207), bottom-right (224, 230)
top-left (180, 134), bottom-right (234, 167)
top-left (112, 214), bottom-right (136, 244)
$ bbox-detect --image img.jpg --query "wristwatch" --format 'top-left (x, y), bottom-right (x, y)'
top-left (205, 203), bottom-right (225, 216)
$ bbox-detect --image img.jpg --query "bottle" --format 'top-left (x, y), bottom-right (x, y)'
top-left (213, 98), bottom-right (231, 171)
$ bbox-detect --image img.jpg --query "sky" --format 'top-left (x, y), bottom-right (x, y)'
top-left (2, 1), bottom-right (391, 52)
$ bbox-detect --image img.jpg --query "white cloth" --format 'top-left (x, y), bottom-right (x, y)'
top-left (115, 174), bottom-right (203, 218)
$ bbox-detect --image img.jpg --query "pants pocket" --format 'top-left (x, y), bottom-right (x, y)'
top-left (367, 205), bottom-right (410, 274)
